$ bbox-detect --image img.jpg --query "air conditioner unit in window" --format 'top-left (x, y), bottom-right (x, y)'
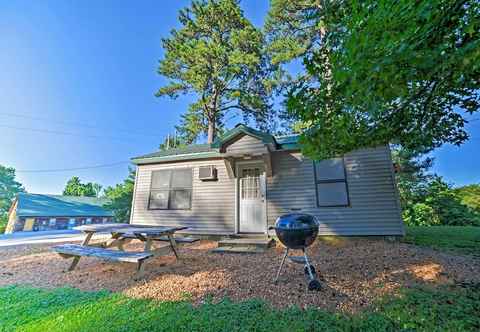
top-left (199, 165), bottom-right (217, 181)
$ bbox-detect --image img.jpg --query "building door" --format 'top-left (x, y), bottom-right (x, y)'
top-left (23, 218), bottom-right (35, 231)
top-left (238, 164), bottom-right (266, 233)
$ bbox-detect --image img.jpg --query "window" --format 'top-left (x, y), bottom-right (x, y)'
top-left (68, 218), bottom-right (76, 229)
top-left (149, 169), bottom-right (192, 210)
top-left (49, 218), bottom-right (56, 226)
top-left (314, 158), bottom-right (349, 207)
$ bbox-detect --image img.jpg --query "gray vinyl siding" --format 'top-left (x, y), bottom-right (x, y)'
top-left (130, 158), bottom-right (235, 234)
top-left (267, 145), bottom-right (404, 235)
top-left (131, 143), bottom-right (404, 236)
top-left (225, 135), bottom-right (267, 155)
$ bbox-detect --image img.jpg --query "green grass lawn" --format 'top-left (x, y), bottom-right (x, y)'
top-left (0, 285), bottom-right (479, 332)
top-left (403, 226), bottom-right (480, 256)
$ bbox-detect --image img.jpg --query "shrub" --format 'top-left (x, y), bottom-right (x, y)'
top-left (403, 203), bottom-right (439, 226)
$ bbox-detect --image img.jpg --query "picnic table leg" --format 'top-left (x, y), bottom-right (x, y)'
top-left (134, 239), bottom-right (153, 280)
top-left (167, 234), bottom-right (179, 259)
top-left (81, 232), bottom-right (94, 246)
top-left (134, 260), bottom-right (146, 280)
top-left (67, 231), bottom-right (93, 271)
top-left (117, 240), bottom-right (124, 251)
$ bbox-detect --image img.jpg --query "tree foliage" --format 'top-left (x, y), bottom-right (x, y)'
top-left (393, 147), bottom-right (480, 226)
top-left (103, 169), bottom-right (135, 223)
top-left (156, 0), bottom-right (278, 143)
top-left (265, 0), bottom-right (320, 68)
top-left (0, 165), bottom-right (24, 232)
top-left (453, 184), bottom-right (480, 213)
top-left (392, 146), bottom-right (434, 209)
top-left (62, 176), bottom-right (101, 197)
top-left (269, 0), bottom-right (480, 159)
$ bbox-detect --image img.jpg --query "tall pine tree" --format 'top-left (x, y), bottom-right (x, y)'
top-left (156, 0), bottom-right (278, 143)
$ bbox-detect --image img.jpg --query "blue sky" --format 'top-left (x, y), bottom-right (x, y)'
top-left (0, 0), bottom-right (478, 194)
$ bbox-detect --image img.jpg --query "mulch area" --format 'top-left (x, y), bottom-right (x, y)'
top-left (0, 238), bottom-right (479, 313)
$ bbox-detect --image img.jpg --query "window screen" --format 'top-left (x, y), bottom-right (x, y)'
top-left (314, 158), bottom-right (349, 207)
top-left (149, 169), bottom-right (192, 210)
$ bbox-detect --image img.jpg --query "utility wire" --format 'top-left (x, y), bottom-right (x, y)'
top-left (16, 161), bottom-right (131, 173)
top-left (0, 112), bottom-right (164, 138)
top-left (0, 124), bottom-right (145, 143)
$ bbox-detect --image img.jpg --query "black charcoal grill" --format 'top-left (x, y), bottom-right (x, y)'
top-left (270, 213), bottom-right (322, 291)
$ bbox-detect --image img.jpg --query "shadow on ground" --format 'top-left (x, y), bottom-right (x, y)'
top-left (0, 238), bottom-right (479, 313)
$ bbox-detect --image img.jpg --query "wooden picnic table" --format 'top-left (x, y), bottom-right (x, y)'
top-left (53, 223), bottom-right (190, 279)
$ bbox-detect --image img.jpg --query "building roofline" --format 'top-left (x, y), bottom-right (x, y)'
top-left (131, 124), bottom-right (301, 165)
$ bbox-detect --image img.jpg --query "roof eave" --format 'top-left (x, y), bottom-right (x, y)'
top-left (278, 143), bottom-right (301, 151)
top-left (132, 151), bottom-right (224, 165)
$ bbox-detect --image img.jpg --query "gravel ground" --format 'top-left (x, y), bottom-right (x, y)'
top-left (0, 238), bottom-right (478, 313)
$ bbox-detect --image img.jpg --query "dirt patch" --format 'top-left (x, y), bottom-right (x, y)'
top-left (0, 238), bottom-right (478, 313)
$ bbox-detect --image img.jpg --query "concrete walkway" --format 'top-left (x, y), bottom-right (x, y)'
top-left (0, 230), bottom-right (109, 248)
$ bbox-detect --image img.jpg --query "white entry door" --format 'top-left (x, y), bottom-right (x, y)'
top-left (239, 165), bottom-right (266, 233)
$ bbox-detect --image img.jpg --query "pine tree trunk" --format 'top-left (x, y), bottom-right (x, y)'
top-left (207, 90), bottom-right (218, 144)
top-left (207, 118), bottom-right (216, 143)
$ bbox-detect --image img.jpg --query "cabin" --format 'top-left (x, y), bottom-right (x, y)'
top-left (5, 193), bottom-right (114, 233)
top-left (130, 124), bottom-right (404, 237)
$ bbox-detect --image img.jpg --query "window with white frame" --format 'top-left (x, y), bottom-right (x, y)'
top-left (148, 168), bottom-right (193, 210)
top-left (314, 158), bottom-right (349, 207)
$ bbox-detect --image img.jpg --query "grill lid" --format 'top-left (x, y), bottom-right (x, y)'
top-left (274, 213), bottom-right (318, 230)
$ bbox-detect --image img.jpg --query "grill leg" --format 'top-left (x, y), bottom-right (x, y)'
top-left (302, 249), bottom-right (315, 280)
top-left (274, 248), bottom-right (289, 284)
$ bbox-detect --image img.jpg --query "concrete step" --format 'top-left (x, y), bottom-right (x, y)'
top-left (211, 246), bottom-right (266, 254)
top-left (217, 237), bottom-right (275, 249)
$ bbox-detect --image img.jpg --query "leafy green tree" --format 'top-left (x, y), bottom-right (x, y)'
top-left (402, 175), bottom-right (480, 227)
top-left (453, 184), bottom-right (480, 213)
top-left (62, 176), bottom-right (99, 197)
top-left (424, 177), bottom-right (480, 226)
top-left (0, 165), bottom-right (24, 232)
top-left (273, 0), bottom-right (479, 160)
top-left (156, 0), bottom-right (278, 143)
top-left (103, 169), bottom-right (135, 222)
top-left (402, 203), bottom-right (439, 227)
top-left (390, 148), bottom-right (480, 227)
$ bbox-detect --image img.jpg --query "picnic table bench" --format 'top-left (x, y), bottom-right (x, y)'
top-left (52, 223), bottom-right (198, 279)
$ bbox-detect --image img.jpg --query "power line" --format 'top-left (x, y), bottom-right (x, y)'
top-left (16, 161), bottom-right (131, 173)
top-left (0, 112), bottom-right (164, 138)
top-left (0, 124), bottom-right (145, 143)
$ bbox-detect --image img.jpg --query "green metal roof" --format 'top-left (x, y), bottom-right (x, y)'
top-left (132, 144), bottom-right (222, 165)
top-left (275, 134), bottom-right (301, 150)
top-left (131, 125), bottom-right (301, 165)
top-left (211, 124), bottom-right (276, 148)
top-left (15, 193), bottom-right (114, 218)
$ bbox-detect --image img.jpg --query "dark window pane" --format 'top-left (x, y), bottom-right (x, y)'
top-left (316, 182), bottom-right (348, 206)
top-left (170, 190), bottom-right (191, 209)
top-left (151, 170), bottom-right (171, 189)
top-left (315, 158), bottom-right (345, 180)
top-left (242, 168), bottom-right (261, 178)
top-left (149, 190), bottom-right (169, 209)
top-left (171, 169), bottom-right (192, 188)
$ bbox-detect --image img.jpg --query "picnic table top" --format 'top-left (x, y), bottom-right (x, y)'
top-left (112, 226), bottom-right (188, 237)
top-left (74, 223), bottom-right (130, 232)
top-left (74, 223), bottom-right (188, 237)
